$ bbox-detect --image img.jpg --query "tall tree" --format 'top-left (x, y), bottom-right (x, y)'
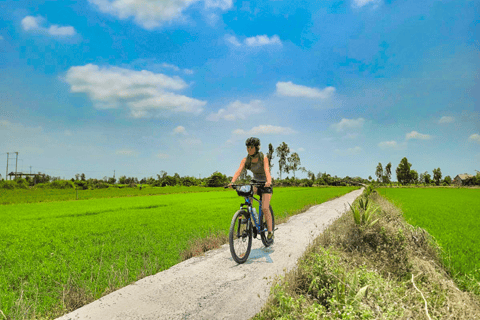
top-left (287, 152), bottom-right (301, 179)
top-left (410, 170), bottom-right (419, 184)
top-left (266, 143), bottom-right (275, 171)
top-left (276, 142), bottom-right (290, 180)
top-left (396, 157), bottom-right (412, 185)
top-left (384, 162), bottom-right (392, 184)
top-left (424, 172), bottom-right (432, 184)
top-left (375, 163), bottom-right (383, 183)
top-left (433, 168), bottom-right (442, 185)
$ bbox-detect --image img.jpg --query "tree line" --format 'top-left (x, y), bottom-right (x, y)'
top-left (0, 141), bottom-right (371, 189)
top-left (374, 157), bottom-right (480, 186)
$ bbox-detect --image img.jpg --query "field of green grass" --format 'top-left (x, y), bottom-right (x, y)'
top-left (0, 186), bottom-right (358, 319)
top-left (380, 187), bottom-right (480, 293)
top-left (0, 185), bottom-right (224, 205)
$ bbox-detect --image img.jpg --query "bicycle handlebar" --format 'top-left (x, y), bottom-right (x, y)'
top-left (224, 182), bottom-right (267, 189)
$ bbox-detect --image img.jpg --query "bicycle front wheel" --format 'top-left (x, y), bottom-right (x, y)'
top-left (260, 205), bottom-right (275, 247)
top-left (229, 210), bottom-right (252, 264)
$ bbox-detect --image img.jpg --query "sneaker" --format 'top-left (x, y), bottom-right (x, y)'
top-left (267, 232), bottom-right (274, 241)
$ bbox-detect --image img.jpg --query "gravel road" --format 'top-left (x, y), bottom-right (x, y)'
top-left (57, 188), bottom-right (363, 320)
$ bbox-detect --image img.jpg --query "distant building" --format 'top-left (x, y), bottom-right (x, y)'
top-left (453, 173), bottom-right (474, 185)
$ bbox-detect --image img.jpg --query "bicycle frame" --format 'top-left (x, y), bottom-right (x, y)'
top-left (239, 193), bottom-right (267, 234)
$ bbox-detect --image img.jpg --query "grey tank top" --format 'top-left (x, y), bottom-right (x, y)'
top-left (247, 156), bottom-right (266, 182)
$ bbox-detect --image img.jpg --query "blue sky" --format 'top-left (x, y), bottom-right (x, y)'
top-left (1, 0), bottom-right (479, 181)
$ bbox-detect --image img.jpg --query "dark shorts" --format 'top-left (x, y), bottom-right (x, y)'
top-left (255, 186), bottom-right (273, 196)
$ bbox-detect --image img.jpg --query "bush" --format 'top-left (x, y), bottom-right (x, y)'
top-left (0, 180), bottom-right (18, 189)
top-left (50, 180), bottom-right (75, 189)
top-left (74, 180), bottom-right (89, 190)
top-left (206, 172), bottom-right (229, 187)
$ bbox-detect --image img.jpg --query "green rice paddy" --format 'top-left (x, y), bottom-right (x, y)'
top-left (0, 186), bottom-right (358, 319)
top-left (380, 187), bottom-right (480, 292)
top-left (0, 185), bottom-right (223, 205)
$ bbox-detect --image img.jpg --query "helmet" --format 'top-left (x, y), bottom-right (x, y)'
top-left (245, 137), bottom-right (260, 147)
top-left (245, 137), bottom-right (260, 155)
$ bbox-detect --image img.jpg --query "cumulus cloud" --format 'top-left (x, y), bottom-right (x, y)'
top-left (468, 134), bottom-right (480, 144)
top-left (233, 125), bottom-right (297, 135)
top-left (335, 146), bottom-right (362, 156)
top-left (173, 126), bottom-right (187, 135)
top-left (226, 34), bottom-right (282, 47)
top-left (276, 81), bottom-right (335, 99)
top-left (21, 16), bottom-right (76, 36)
top-left (439, 116), bottom-right (454, 124)
top-left (406, 131), bottom-right (431, 140)
top-left (115, 149), bottom-right (140, 157)
top-left (352, 0), bottom-right (379, 8)
top-left (65, 64), bottom-right (206, 118)
top-left (245, 35), bottom-right (282, 47)
top-left (207, 100), bottom-right (265, 121)
top-left (331, 118), bottom-right (365, 132)
top-left (88, 0), bottom-right (232, 29)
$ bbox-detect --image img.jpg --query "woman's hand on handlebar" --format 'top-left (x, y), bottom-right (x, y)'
top-left (264, 181), bottom-right (271, 187)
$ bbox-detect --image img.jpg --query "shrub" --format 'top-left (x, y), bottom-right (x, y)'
top-left (0, 180), bottom-right (18, 189)
top-left (50, 180), bottom-right (75, 189)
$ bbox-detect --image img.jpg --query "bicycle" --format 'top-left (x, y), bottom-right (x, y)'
top-left (224, 181), bottom-right (276, 264)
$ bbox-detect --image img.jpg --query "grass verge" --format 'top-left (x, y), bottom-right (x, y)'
top-left (253, 189), bottom-right (480, 319)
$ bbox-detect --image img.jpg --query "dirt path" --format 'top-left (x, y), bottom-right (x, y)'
top-left (57, 188), bottom-right (363, 320)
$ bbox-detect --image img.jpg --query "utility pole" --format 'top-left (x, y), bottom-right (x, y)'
top-left (15, 152), bottom-right (18, 180)
top-left (6, 152), bottom-right (8, 181)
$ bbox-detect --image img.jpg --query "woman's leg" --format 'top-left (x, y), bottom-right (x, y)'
top-left (262, 193), bottom-right (272, 232)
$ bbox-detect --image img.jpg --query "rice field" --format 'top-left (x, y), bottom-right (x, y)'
top-left (0, 185), bottom-right (224, 205)
top-left (380, 187), bottom-right (480, 292)
top-left (0, 186), bottom-right (358, 319)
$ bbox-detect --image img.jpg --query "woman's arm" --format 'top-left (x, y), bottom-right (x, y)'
top-left (264, 156), bottom-right (272, 187)
top-left (230, 158), bottom-right (247, 184)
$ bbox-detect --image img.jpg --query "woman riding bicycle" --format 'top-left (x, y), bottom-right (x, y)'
top-left (229, 137), bottom-right (274, 240)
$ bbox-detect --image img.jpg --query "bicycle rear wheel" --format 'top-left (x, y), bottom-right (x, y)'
top-left (260, 205), bottom-right (275, 247)
top-left (229, 210), bottom-right (252, 264)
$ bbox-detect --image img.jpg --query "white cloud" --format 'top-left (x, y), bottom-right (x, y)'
top-left (207, 100), bottom-right (265, 121)
top-left (173, 126), bottom-right (187, 135)
top-left (297, 147), bottom-right (305, 152)
top-left (88, 0), bottom-right (232, 29)
top-left (233, 125), bottom-right (297, 136)
top-left (21, 15), bottom-right (76, 36)
top-left (245, 35), bottom-right (282, 47)
top-left (160, 63), bottom-right (194, 75)
top-left (378, 141), bottom-right (398, 149)
top-left (331, 118), bottom-right (365, 132)
top-left (115, 149), bottom-right (139, 157)
top-left (226, 34), bottom-right (282, 48)
top-left (64, 130), bottom-right (73, 136)
top-left (352, 0), bottom-right (379, 8)
top-left (225, 35), bottom-right (242, 47)
top-left (21, 16), bottom-right (41, 31)
top-left (335, 146), bottom-right (362, 156)
top-left (48, 25), bottom-right (76, 36)
top-left (0, 35), bottom-right (4, 40)
top-left (406, 131), bottom-right (431, 140)
top-left (439, 116), bottom-right (454, 124)
top-left (65, 64), bottom-right (206, 118)
top-left (468, 134), bottom-right (480, 144)
top-left (276, 81), bottom-right (335, 99)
